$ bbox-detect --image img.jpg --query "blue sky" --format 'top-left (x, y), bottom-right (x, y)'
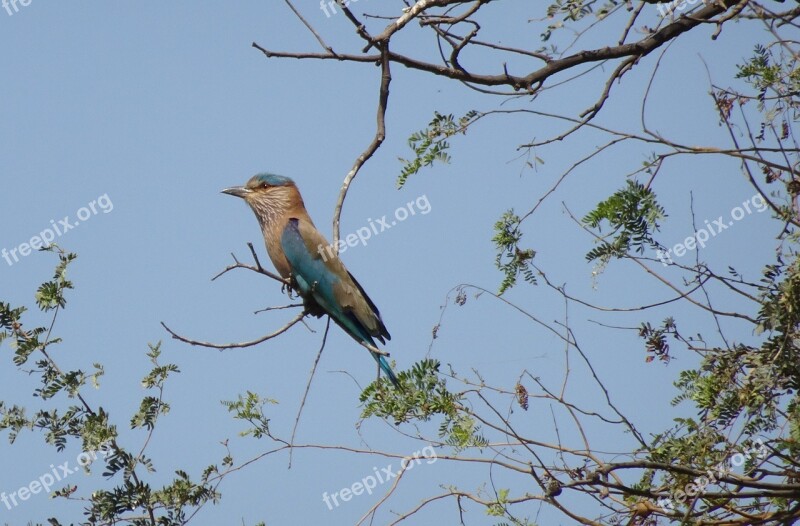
top-left (0, 2), bottom-right (777, 524)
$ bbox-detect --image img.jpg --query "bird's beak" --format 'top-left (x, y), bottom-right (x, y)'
top-left (221, 186), bottom-right (251, 199)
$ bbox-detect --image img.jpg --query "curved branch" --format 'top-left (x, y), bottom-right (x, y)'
top-left (160, 312), bottom-right (305, 350)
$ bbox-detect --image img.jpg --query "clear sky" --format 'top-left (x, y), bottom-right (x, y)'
top-left (0, 2), bottom-right (776, 524)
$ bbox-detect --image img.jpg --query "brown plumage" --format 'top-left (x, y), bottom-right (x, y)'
top-left (222, 173), bottom-right (397, 386)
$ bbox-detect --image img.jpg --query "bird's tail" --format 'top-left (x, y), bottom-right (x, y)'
top-left (371, 352), bottom-right (400, 388)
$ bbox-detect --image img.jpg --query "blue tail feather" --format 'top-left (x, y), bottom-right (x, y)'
top-left (373, 352), bottom-right (400, 387)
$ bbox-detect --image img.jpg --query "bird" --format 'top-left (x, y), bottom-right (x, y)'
top-left (222, 173), bottom-right (400, 387)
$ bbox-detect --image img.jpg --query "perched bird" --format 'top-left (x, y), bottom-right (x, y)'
top-left (222, 173), bottom-right (399, 387)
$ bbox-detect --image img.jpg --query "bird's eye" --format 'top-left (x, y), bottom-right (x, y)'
top-left (261, 182), bottom-right (270, 189)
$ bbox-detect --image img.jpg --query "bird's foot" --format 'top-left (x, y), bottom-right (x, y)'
top-left (281, 283), bottom-right (296, 299)
top-left (362, 342), bottom-right (389, 357)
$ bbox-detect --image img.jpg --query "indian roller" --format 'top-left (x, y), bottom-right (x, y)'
top-left (222, 173), bottom-right (399, 387)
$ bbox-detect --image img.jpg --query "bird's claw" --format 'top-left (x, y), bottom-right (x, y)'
top-left (363, 342), bottom-right (389, 357)
top-left (282, 275), bottom-right (296, 299)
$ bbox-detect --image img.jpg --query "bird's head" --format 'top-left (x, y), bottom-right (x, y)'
top-left (222, 173), bottom-right (302, 223)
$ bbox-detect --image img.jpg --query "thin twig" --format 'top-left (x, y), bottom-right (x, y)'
top-left (289, 318), bottom-right (330, 467)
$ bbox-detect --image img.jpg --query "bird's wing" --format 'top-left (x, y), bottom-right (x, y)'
top-left (280, 218), bottom-right (387, 344)
top-left (346, 270), bottom-right (390, 341)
